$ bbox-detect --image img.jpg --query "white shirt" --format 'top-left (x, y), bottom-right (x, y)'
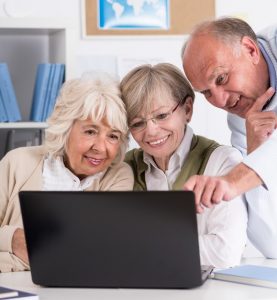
top-left (143, 126), bottom-right (248, 268)
top-left (223, 27), bottom-right (277, 259)
top-left (228, 113), bottom-right (277, 259)
top-left (42, 156), bottom-right (104, 191)
top-left (144, 126), bottom-right (193, 190)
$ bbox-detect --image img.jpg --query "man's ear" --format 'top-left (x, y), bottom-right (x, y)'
top-left (241, 36), bottom-right (260, 64)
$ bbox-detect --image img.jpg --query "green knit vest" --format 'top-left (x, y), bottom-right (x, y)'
top-left (124, 135), bottom-right (220, 191)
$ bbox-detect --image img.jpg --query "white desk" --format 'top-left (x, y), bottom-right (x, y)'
top-left (1, 258), bottom-right (277, 300)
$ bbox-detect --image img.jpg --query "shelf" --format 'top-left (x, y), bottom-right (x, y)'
top-left (0, 17), bottom-right (76, 121)
top-left (0, 17), bottom-right (76, 158)
top-left (0, 122), bottom-right (48, 129)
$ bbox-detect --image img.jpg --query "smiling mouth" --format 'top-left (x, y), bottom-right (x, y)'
top-left (147, 135), bottom-right (169, 146)
top-left (85, 156), bottom-right (105, 166)
top-left (228, 95), bottom-right (241, 110)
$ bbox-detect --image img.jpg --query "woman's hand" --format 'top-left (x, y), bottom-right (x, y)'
top-left (12, 228), bottom-right (29, 264)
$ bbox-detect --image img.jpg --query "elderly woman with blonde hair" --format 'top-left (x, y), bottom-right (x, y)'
top-left (121, 63), bottom-right (247, 269)
top-left (0, 74), bottom-right (134, 272)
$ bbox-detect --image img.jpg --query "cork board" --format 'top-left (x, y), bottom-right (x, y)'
top-left (84, 0), bottom-right (215, 36)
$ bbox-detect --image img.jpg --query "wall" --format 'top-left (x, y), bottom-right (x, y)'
top-left (0, 0), bottom-right (231, 146)
top-left (0, 0), bottom-right (275, 146)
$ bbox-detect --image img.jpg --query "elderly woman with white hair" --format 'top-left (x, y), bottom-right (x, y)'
top-left (0, 74), bottom-right (134, 272)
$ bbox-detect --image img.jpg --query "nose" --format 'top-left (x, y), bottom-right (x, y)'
top-left (207, 87), bottom-right (229, 109)
top-left (91, 135), bottom-right (106, 153)
top-left (144, 118), bottom-right (160, 135)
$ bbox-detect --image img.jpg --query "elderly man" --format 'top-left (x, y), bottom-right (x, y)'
top-left (182, 17), bottom-right (277, 258)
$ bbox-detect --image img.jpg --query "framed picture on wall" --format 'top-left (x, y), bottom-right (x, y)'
top-left (98, 0), bottom-right (169, 30)
top-left (82, 0), bottom-right (215, 37)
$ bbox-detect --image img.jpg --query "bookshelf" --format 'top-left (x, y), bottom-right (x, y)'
top-left (0, 17), bottom-right (76, 158)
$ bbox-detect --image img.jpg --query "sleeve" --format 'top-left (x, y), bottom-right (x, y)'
top-left (198, 146), bottom-right (248, 268)
top-left (243, 130), bottom-right (277, 191)
top-left (227, 112), bottom-right (277, 190)
top-left (0, 152), bottom-right (28, 272)
top-left (105, 162), bottom-right (134, 191)
top-left (0, 154), bottom-right (18, 253)
top-left (228, 113), bottom-right (277, 258)
top-left (0, 253), bottom-right (29, 272)
top-left (198, 199), bottom-right (248, 268)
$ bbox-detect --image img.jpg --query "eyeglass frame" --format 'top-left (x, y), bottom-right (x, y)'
top-left (129, 96), bottom-right (189, 133)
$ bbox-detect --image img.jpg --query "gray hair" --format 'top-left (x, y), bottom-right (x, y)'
top-left (45, 73), bottom-right (128, 166)
top-left (120, 63), bottom-right (195, 124)
top-left (181, 17), bottom-right (258, 59)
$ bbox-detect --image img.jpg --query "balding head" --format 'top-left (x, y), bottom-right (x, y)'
top-left (181, 17), bottom-right (257, 62)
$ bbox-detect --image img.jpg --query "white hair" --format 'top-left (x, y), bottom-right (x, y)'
top-left (45, 72), bottom-right (128, 167)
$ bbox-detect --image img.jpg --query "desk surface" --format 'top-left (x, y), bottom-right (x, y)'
top-left (1, 258), bottom-right (277, 300)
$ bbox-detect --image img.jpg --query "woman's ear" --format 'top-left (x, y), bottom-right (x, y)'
top-left (184, 97), bottom-right (193, 122)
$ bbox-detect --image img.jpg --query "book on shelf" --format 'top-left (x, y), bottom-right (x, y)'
top-left (0, 89), bottom-right (9, 122)
top-left (0, 63), bottom-right (22, 122)
top-left (0, 286), bottom-right (38, 299)
top-left (41, 64), bottom-right (56, 121)
top-left (210, 264), bottom-right (277, 289)
top-left (30, 63), bottom-right (52, 122)
top-left (44, 64), bottom-right (65, 121)
top-left (30, 63), bottom-right (65, 122)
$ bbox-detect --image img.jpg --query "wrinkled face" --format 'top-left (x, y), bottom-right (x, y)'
top-left (130, 95), bottom-right (193, 160)
top-left (183, 35), bottom-right (269, 118)
top-left (65, 118), bottom-right (121, 179)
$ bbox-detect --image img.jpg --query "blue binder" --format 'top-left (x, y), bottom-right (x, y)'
top-left (0, 88), bottom-right (9, 122)
top-left (44, 64), bottom-right (65, 120)
top-left (41, 64), bottom-right (56, 121)
top-left (30, 63), bottom-right (52, 122)
top-left (0, 63), bottom-right (21, 122)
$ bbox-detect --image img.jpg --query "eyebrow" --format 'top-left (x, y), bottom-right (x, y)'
top-left (134, 105), bottom-right (174, 119)
top-left (208, 66), bottom-right (226, 81)
top-left (82, 124), bottom-right (121, 134)
top-left (110, 129), bottom-right (121, 134)
top-left (198, 89), bottom-right (209, 94)
top-left (82, 124), bottom-right (99, 130)
top-left (196, 66), bottom-right (227, 93)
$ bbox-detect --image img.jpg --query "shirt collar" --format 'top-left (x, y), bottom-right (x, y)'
top-left (258, 40), bottom-right (276, 103)
top-left (143, 125), bottom-right (194, 172)
top-left (44, 155), bottom-right (104, 190)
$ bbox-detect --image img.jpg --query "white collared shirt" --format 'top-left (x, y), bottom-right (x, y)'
top-left (144, 126), bottom-right (193, 190)
top-left (42, 155), bottom-right (104, 191)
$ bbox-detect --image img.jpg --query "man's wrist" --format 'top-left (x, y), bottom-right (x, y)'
top-left (224, 162), bottom-right (263, 196)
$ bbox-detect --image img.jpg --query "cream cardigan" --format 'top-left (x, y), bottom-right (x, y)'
top-left (0, 146), bottom-right (134, 272)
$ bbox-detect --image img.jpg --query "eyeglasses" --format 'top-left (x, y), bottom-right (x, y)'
top-left (129, 101), bottom-right (181, 133)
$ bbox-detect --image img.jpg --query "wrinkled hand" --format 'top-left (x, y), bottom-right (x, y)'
top-left (183, 175), bottom-right (238, 213)
top-left (12, 228), bottom-right (29, 264)
top-left (245, 87), bottom-right (277, 154)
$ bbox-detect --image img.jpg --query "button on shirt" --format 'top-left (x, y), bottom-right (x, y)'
top-left (144, 126), bottom-right (193, 190)
top-left (42, 156), bottom-right (104, 191)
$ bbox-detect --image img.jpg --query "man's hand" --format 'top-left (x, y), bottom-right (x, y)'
top-left (245, 87), bottom-right (277, 154)
top-left (184, 163), bottom-right (263, 213)
top-left (183, 175), bottom-right (237, 213)
top-left (12, 228), bottom-right (29, 264)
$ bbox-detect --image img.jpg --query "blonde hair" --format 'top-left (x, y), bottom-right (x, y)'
top-left (120, 63), bottom-right (194, 124)
top-left (45, 73), bottom-right (128, 166)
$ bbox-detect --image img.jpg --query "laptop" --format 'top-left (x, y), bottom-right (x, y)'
top-left (19, 191), bottom-right (213, 288)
